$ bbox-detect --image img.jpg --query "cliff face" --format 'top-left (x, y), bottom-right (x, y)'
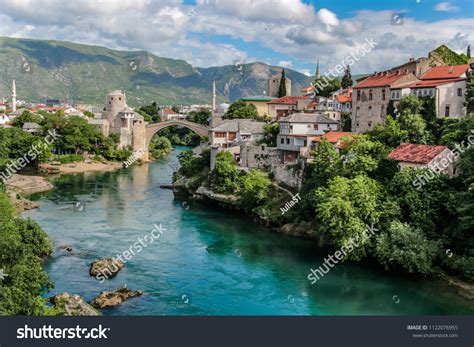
top-left (0, 37), bottom-right (312, 106)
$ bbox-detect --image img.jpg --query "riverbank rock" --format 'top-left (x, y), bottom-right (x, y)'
top-left (89, 258), bottom-right (124, 278)
top-left (7, 174), bottom-right (54, 195)
top-left (279, 222), bottom-right (318, 240)
top-left (59, 244), bottom-right (73, 252)
top-left (50, 293), bottom-right (101, 316)
top-left (194, 186), bottom-right (239, 204)
top-left (91, 287), bottom-right (143, 309)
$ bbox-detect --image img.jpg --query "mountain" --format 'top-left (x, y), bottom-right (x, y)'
top-left (0, 37), bottom-right (314, 106)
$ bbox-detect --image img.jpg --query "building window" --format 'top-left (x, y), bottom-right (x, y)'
top-left (381, 105), bottom-right (385, 117)
top-left (290, 125), bottom-right (293, 131)
top-left (457, 88), bottom-right (462, 97)
top-left (382, 89), bottom-right (386, 101)
top-left (304, 140), bottom-right (307, 146)
top-left (111, 97), bottom-right (113, 100)
top-left (313, 124), bottom-right (318, 130)
top-left (368, 121), bottom-right (372, 128)
top-left (445, 105), bottom-right (450, 117)
top-left (307, 124), bottom-right (311, 128)
top-left (368, 106), bottom-right (372, 118)
top-left (215, 132), bottom-right (226, 138)
top-left (356, 122), bottom-right (360, 128)
top-left (119, 97), bottom-right (122, 100)
top-left (286, 138), bottom-right (290, 144)
top-left (369, 90), bottom-right (373, 101)
top-left (357, 90), bottom-right (361, 100)
top-left (280, 138), bottom-right (284, 144)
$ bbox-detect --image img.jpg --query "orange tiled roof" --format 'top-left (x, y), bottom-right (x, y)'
top-left (420, 64), bottom-right (469, 80)
top-left (337, 95), bottom-right (352, 103)
top-left (388, 143), bottom-right (447, 164)
top-left (267, 96), bottom-right (309, 105)
top-left (353, 72), bottom-right (410, 89)
top-left (163, 108), bottom-right (177, 115)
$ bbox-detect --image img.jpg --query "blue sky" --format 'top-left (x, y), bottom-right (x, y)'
top-left (0, 0), bottom-right (472, 74)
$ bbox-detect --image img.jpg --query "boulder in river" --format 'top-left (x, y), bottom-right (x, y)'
top-left (91, 287), bottom-right (143, 309)
top-left (89, 257), bottom-right (124, 278)
top-left (50, 292), bottom-right (101, 316)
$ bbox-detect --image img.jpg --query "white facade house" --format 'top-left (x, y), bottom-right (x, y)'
top-left (277, 112), bottom-right (340, 163)
top-left (0, 114), bottom-right (10, 126)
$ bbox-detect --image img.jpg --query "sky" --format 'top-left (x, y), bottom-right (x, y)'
top-left (0, 0), bottom-right (473, 75)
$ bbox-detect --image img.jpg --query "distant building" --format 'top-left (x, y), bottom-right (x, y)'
top-left (268, 73), bottom-right (292, 98)
top-left (0, 114), bottom-right (10, 126)
top-left (22, 122), bottom-right (42, 134)
top-left (240, 96), bottom-right (275, 117)
top-left (388, 143), bottom-right (457, 177)
top-left (311, 131), bottom-right (353, 151)
top-left (159, 108), bottom-right (186, 121)
top-left (7, 108), bottom-right (26, 120)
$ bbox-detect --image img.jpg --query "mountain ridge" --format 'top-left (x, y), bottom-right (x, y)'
top-left (0, 37), bottom-right (314, 106)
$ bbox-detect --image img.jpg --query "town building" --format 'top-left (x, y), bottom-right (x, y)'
top-left (159, 108), bottom-right (186, 121)
top-left (209, 119), bottom-right (265, 148)
top-left (277, 112), bottom-right (340, 163)
top-left (388, 143), bottom-right (457, 177)
top-left (311, 131), bottom-right (353, 151)
top-left (0, 114), bottom-right (10, 126)
top-left (22, 122), bottom-right (42, 134)
top-left (352, 72), bottom-right (418, 133)
top-left (405, 64), bottom-right (468, 118)
top-left (267, 96), bottom-right (311, 119)
top-left (240, 96), bottom-right (275, 117)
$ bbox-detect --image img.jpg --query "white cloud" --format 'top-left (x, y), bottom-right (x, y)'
top-left (0, 0), bottom-right (471, 74)
top-left (278, 60), bottom-right (293, 68)
top-left (434, 2), bottom-right (459, 12)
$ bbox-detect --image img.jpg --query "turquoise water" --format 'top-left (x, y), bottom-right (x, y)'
top-left (24, 147), bottom-right (474, 315)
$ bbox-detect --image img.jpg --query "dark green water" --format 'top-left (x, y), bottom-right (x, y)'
top-left (24, 147), bottom-right (474, 315)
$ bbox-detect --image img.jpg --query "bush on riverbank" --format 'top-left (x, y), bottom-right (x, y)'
top-left (51, 154), bottom-right (84, 164)
top-left (0, 190), bottom-right (54, 315)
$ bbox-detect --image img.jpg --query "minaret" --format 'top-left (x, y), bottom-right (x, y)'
top-left (212, 80), bottom-right (216, 114)
top-left (315, 60), bottom-right (320, 79)
top-left (12, 80), bottom-right (17, 112)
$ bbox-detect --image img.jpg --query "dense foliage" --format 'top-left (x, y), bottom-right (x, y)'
top-left (223, 100), bottom-right (260, 120)
top-left (0, 190), bottom-right (54, 315)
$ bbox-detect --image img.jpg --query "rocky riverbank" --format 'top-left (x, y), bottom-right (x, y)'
top-left (173, 173), bottom-right (319, 240)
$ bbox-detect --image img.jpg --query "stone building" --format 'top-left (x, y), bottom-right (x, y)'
top-left (351, 72), bottom-right (417, 133)
top-left (268, 73), bottom-right (292, 98)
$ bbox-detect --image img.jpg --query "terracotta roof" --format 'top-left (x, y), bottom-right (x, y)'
top-left (267, 96), bottom-right (309, 105)
top-left (163, 108), bottom-right (177, 115)
top-left (388, 143), bottom-right (448, 164)
top-left (353, 72), bottom-right (411, 89)
top-left (420, 64), bottom-right (469, 80)
top-left (337, 95), bottom-right (352, 103)
top-left (311, 131), bottom-right (353, 149)
top-left (407, 77), bottom-right (466, 88)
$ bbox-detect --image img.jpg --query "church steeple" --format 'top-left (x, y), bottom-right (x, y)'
top-left (315, 60), bottom-right (320, 79)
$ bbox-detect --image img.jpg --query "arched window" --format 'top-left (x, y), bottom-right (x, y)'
top-left (369, 90), bottom-right (373, 101)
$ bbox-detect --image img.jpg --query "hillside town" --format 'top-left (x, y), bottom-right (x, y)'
top-left (2, 46), bottom-right (472, 189)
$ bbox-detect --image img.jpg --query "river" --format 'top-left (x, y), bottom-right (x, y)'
top-left (24, 146), bottom-right (473, 315)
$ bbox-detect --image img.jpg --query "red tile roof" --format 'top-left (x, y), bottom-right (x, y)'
top-left (267, 96), bottom-right (309, 105)
top-left (353, 72), bottom-right (411, 89)
top-left (312, 131), bottom-right (353, 149)
top-left (406, 77), bottom-right (466, 88)
top-left (420, 64), bottom-right (469, 80)
top-left (337, 95), bottom-right (352, 103)
top-left (388, 143), bottom-right (448, 164)
top-left (163, 108), bottom-right (177, 115)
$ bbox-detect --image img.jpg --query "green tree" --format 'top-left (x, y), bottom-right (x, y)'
top-left (188, 109), bottom-right (211, 125)
top-left (261, 122), bottom-right (280, 146)
top-left (239, 169), bottom-right (271, 208)
top-left (211, 151), bottom-right (240, 193)
top-left (315, 175), bottom-right (382, 260)
top-left (341, 65), bottom-right (353, 89)
top-left (149, 136), bottom-right (172, 160)
top-left (341, 112), bottom-right (351, 131)
top-left (465, 68), bottom-right (474, 115)
top-left (368, 116), bottom-right (408, 148)
top-left (313, 78), bottom-right (340, 97)
top-left (278, 69), bottom-right (287, 97)
top-left (83, 111), bottom-right (95, 118)
top-left (12, 110), bottom-right (42, 128)
top-left (375, 221), bottom-right (440, 275)
top-left (223, 100), bottom-right (259, 120)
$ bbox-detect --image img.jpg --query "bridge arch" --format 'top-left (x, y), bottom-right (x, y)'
top-left (145, 120), bottom-right (209, 149)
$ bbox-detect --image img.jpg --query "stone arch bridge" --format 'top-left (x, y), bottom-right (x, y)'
top-left (132, 120), bottom-right (209, 161)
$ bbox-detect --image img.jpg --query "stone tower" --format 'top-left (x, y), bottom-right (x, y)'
top-left (11, 80), bottom-right (16, 112)
top-left (268, 72), bottom-right (292, 98)
top-left (102, 90), bottom-right (127, 132)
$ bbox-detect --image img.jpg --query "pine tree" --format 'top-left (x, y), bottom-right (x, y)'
top-left (465, 68), bottom-right (474, 115)
top-left (341, 65), bottom-right (353, 89)
top-left (278, 69), bottom-right (287, 97)
top-left (467, 45), bottom-right (471, 59)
